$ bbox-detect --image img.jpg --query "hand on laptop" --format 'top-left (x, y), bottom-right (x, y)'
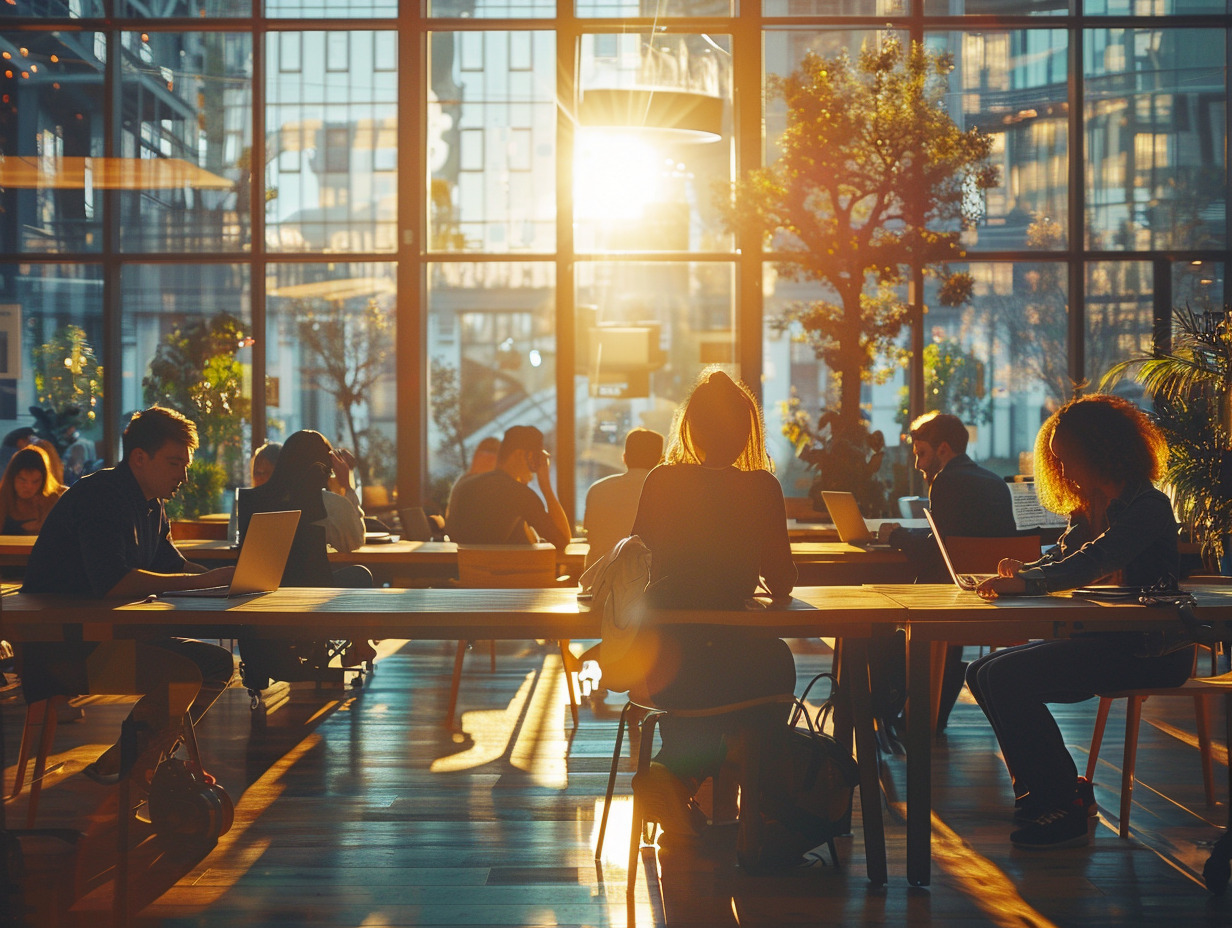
top-left (877, 522), bottom-right (900, 544)
top-left (998, 557), bottom-right (1026, 578)
top-left (177, 566), bottom-right (235, 591)
top-left (976, 576), bottom-right (1027, 600)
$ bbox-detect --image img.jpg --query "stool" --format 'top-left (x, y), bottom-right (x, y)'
top-left (7, 695), bottom-right (70, 828)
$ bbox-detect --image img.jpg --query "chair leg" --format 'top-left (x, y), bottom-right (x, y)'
top-left (595, 702), bottom-right (631, 861)
top-left (1195, 693), bottom-right (1215, 805)
top-left (26, 695), bottom-right (65, 829)
top-left (558, 640), bottom-right (579, 727)
top-left (1087, 696), bottom-right (1113, 782)
top-left (1120, 695), bottom-right (1145, 839)
top-left (628, 711), bottom-right (663, 898)
top-left (9, 699), bottom-right (46, 801)
top-left (445, 641), bottom-right (467, 726)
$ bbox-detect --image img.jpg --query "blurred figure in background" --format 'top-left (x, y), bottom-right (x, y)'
top-left (583, 427), bottom-right (664, 567)
top-left (0, 444), bottom-right (64, 534)
top-left (445, 435), bottom-right (500, 520)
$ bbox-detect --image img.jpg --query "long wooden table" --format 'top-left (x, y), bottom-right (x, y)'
top-left (1, 584), bottom-right (904, 898)
top-left (869, 582), bottom-right (1232, 887)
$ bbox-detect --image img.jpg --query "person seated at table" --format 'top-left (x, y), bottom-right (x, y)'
top-left (250, 440), bottom-right (281, 487)
top-left (20, 405), bottom-right (237, 785)
top-left (445, 425), bottom-right (570, 549)
top-left (583, 427), bottom-right (664, 567)
top-left (876, 411), bottom-right (1016, 733)
top-left (627, 369), bottom-right (797, 838)
top-left (967, 393), bottom-right (1193, 849)
top-left (238, 430), bottom-right (373, 679)
top-left (0, 445), bottom-right (65, 535)
top-left (0, 425), bottom-right (34, 470)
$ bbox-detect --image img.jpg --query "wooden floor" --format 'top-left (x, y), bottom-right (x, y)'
top-left (5, 637), bottom-right (1232, 927)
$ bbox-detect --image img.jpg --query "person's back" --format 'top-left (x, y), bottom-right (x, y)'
top-left (446, 469), bottom-right (538, 544)
top-left (584, 427), bottom-right (664, 565)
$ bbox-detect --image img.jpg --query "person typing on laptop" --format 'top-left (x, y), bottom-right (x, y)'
top-left (965, 394), bottom-right (1193, 849)
top-left (20, 405), bottom-right (236, 785)
top-left (876, 412), bottom-right (1016, 731)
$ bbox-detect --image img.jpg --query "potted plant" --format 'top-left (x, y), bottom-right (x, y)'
top-left (783, 390), bottom-right (887, 516)
top-left (1101, 305), bottom-right (1232, 571)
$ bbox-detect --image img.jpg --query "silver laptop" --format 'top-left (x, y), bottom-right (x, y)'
top-left (924, 509), bottom-right (995, 592)
top-left (165, 510), bottom-right (301, 597)
top-left (820, 491), bottom-right (894, 549)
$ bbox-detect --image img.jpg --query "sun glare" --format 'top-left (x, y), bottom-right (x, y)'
top-left (574, 129), bottom-right (674, 221)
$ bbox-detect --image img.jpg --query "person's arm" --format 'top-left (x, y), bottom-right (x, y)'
top-left (757, 473), bottom-right (797, 598)
top-left (321, 487), bottom-right (365, 553)
top-left (527, 451), bottom-right (571, 549)
top-left (105, 565), bottom-right (237, 599)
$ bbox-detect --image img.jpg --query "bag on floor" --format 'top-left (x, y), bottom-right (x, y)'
top-left (756, 672), bottom-right (860, 870)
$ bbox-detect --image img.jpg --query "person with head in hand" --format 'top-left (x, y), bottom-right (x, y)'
top-left (20, 406), bottom-right (236, 786)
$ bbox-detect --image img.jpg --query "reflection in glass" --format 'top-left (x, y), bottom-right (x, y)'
top-left (121, 264), bottom-right (252, 496)
top-left (1086, 0), bottom-right (1227, 14)
top-left (929, 29), bottom-right (1068, 250)
top-left (1085, 261), bottom-right (1153, 392)
top-left (1174, 261), bottom-right (1225, 315)
top-left (267, 32), bottom-right (398, 253)
top-left (119, 32), bottom-right (253, 253)
top-left (1085, 29), bottom-right (1226, 251)
top-left (576, 33), bottom-right (731, 253)
top-left (115, 0), bottom-right (249, 16)
top-left (922, 0), bottom-right (1064, 14)
top-left (4, 0), bottom-right (105, 15)
top-left (578, 0), bottom-right (732, 16)
top-left (0, 264), bottom-right (104, 461)
top-left (764, 0), bottom-right (904, 15)
top-left (429, 32), bottom-right (556, 254)
top-left (575, 261), bottom-right (733, 515)
top-left (267, 0), bottom-right (397, 18)
top-left (432, 0), bottom-right (555, 17)
top-left (0, 31), bottom-right (105, 255)
top-left (266, 263), bottom-right (398, 494)
top-left (427, 262), bottom-right (555, 512)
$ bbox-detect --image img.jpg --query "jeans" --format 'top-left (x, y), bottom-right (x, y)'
top-left (966, 635), bottom-right (1194, 807)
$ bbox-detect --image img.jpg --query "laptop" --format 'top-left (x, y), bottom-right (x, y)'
top-left (924, 509), bottom-right (995, 592)
top-left (820, 491), bottom-right (894, 550)
top-left (165, 509), bottom-right (301, 598)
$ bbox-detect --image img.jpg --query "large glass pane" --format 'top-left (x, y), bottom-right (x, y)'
top-left (576, 32), bottom-right (731, 253)
top-left (1086, 0), bottom-right (1228, 14)
top-left (575, 260), bottom-right (734, 521)
top-left (1085, 29), bottom-right (1227, 251)
top-left (116, 0), bottom-right (249, 16)
top-left (267, 32), bottom-right (398, 253)
top-left (266, 263), bottom-right (398, 498)
top-left (1174, 260), bottom-right (1225, 314)
top-left (123, 263), bottom-right (252, 512)
top-left (431, 0), bottom-right (555, 17)
top-left (0, 31), bottom-right (105, 255)
top-left (429, 31), bottom-right (555, 254)
top-left (923, 0), bottom-right (1064, 14)
top-left (578, 0), bottom-right (732, 16)
top-left (764, 0), bottom-right (905, 15)
top-left (0, 264), bottom-right (105, 481)
top-left (267, 0), bottom-right (397, 18)
top-left (4, 0), bottom-right (105, 16)
top-left (426, 261), bottom-right (555, 516)
top-left (118, 32), bottom-right (253, 254)
top-left (1086, 260), bottom-right (1153, 392)
top-left (930, 29), bottom-right (1069, 251)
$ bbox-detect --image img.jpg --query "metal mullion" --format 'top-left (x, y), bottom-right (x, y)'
top-left (732, 11), bottom-right (761, 399)
top-left (555, 9), bottom-right (578, 525)
top-left (1068, 20), bottom-right (1084, 397)
top-left (251, 13), bottom-right (267, 449)
top-left (102, 29), bottom-right (122, 466)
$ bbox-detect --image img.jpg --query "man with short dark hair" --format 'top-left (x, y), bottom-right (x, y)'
top-left (876, 411), bottom-right (1016, 732)
top-left (445, 425), bottom-right (571, 549)
top-left (583, 427), bottom-right (664, 566)
top-left (21, 405), bottom-right (237, 784)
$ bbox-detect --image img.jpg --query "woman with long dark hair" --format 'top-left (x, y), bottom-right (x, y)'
top-left (0, 444), bottom-right (64, 534)
top-left (627, 368), bottom-right (797, 837)
top-left (968, 393), bottom-right (1193, 849)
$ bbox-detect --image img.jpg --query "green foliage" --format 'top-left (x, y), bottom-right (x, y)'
top-left (30, 325), bottom-right (103, 447)
top-left (725, 36), bottom-right (997, 436)
top-left (429, 361), bottom-right (468, 479)
top-left (782, 390), bottom-right (888, 516)
top-left (164, 457), bottom-right (228, 521)
top-left (296, 296), bottom-right (396, 488)
top-left (142, 313), bottom-right (251, 481)
top-left (896, 339), bottom-right (989, 432)
top-left (1101, 305), bottom-right (1232, 560)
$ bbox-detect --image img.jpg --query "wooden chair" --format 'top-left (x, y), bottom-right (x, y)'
top-left (594, 691), bottom-right (795, 896)
top-left (447, 544), bottom-right (580, 727)
top-left (1087, 664), bottom-right (1232, 838)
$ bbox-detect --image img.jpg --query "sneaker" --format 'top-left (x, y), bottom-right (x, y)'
top-left (1013, 779), bottom-right (1098, 826)
top-left (632, 762), bottom-right (706, 838)
top-left (1010, 802), bottom-right (1090, 849)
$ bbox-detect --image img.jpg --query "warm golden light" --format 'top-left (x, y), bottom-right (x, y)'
top-left (574, 130), bottom-right (675, 221)
top-left (0, 155), bottom-right (234, 190)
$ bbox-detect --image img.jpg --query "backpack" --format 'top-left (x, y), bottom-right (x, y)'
top-left (578, 535), bottom-right (652, 693)
top-left (748, 672), bottom-right (860, 871)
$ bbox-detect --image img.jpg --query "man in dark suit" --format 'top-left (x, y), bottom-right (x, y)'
top-left (877, 412), bottom-right (1017, 732)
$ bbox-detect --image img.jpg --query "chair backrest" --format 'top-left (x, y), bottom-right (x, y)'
top-left (943, 534), bottom-right (1042, 574)
top-left (399, 507), bottom-right (433, 541)
top-left (457, 543), bottom-right (558, 588)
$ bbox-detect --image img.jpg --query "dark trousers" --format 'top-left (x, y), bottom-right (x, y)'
top-left (966, 636), bottom-right (1194, 807)
top-left (645, 628), bottom-right (795, 781)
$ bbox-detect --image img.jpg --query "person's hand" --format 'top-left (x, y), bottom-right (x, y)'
top-left (998, 558), bottom-right (1025, 578)
top-left (193, 566), bottom-right (235, 588)
top-left (877, 522), bottom-right (901, 543)
top-left (534, 449), bottom-right (553, 486)
top-left (976, 576), bottom-right (1027, 600)
top-left (329, 448), bottom-right (356, 489)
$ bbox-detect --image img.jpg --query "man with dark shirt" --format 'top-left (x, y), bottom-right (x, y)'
top-left (445, 425), bottom-right (570, 549)
top-left (22, 406), bottom-right (236, 783)
top-left (876, 412), bottom-right (1017, 732)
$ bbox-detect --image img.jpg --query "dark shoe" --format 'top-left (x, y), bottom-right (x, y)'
top-left (1011, 801), bottom-right (1090, 849)
top-left (1075, 776), bottom-right (1098, 818)
top-left (1013, 779), bottom-right (1097, 825)
top-left (632, 762), bottom-right (705, 838)
top-left (82, 761), bottom-right (122, 786)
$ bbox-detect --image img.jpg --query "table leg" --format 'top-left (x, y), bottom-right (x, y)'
top-left (840, 637), bottom-right (887, 885)
top-left (905, 626), bottom-right (932, 886)
top-left (930, 641), bottom-right (947, 736)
